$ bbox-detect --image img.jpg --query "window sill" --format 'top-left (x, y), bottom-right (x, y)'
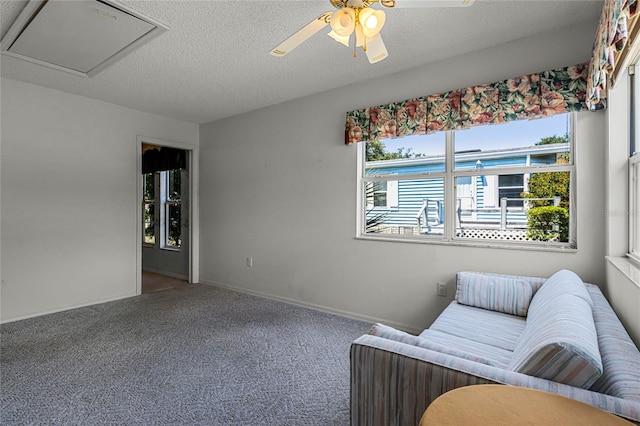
top-left (606, 256), bottom-right (640, 289)
top-left (161, 246), bottom-right (181, 252)
top-left (356, 234), bottom-right (577, 253)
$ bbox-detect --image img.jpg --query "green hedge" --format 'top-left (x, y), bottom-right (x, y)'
top-left (526, 206), bottom-right (569, 242)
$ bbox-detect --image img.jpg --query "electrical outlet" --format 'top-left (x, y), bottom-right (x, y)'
top-left (247, 257), bottom-right (253, 268)
top-left (437, 282), bottom-right (447, 297)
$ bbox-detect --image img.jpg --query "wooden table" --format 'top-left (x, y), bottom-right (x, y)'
top-left (419, 384), bottom-right (633, 425)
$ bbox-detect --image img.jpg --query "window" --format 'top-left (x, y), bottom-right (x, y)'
top-left (366, 180), bottom-right (398, 209)
top-left (498, 174), bottom-right (525, 208)
top-left (358, 113), bottom-right (574, 247)
top-left (142, 169), bottom-right (183, 250)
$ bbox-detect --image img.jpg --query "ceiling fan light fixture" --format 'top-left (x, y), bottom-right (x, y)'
top-left (330, 8), bottom-right (356, 37)
top-left (270, 0), bottom-right (475, 64)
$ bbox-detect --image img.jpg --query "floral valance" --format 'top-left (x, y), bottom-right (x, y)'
top-left (345, 63), bottom-right (601, 145)
top-left (587, 0), bottom-right (637, 109)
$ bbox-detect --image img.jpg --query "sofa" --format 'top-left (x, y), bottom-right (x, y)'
top-left (350, 270), bottom-right (640, 425)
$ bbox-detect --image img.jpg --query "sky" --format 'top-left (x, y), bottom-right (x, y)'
top-left (381, 113), bottom-right (570, 157)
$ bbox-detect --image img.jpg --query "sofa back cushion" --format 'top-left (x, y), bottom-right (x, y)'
top-left (586, 284), bottom-right (640, 401)
top-left (456, 272), bottom-right (533, 317)
top-left (458, 271), bottom-right (548, 294)
top-left (528, 269), bottom-right (594, 315)
top-left (509, 292), bottom-right (603, 389)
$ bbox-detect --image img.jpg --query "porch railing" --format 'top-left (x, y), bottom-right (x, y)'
top-left (417, 197), bottom-right (561, 233)
top-left (498, 197), bottom-right (560, 230)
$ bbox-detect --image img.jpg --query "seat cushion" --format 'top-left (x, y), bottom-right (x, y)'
top-left (456, 272), bottom-right (533, 317)
top-left (418, 329), bottom-right (513, 368)
top-left (509, 293), bottom-right (603, 388)
top-left (369, 323), bottom-right (499, 366)
top-left (428, 301), bottom-right (526, 351)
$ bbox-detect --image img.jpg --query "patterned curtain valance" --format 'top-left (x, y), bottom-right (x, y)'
top-left (587, 0), bottom-right (638, 109)
top-left (345, 63), bottom-right (601, 145)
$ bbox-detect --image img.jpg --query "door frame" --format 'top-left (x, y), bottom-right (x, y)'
top-left (135, 136), bottom-right (199, 294)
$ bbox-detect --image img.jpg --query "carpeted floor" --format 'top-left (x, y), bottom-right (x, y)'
top-left (1, 284), bottom-right (371, 425)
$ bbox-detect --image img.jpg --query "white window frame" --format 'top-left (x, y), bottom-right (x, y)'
top-left (356, 115), bottom-right (576, 250)
top-left (629, 153), bottom-right (640, 262)
top-left (629, 59), bottom-right (640, 263)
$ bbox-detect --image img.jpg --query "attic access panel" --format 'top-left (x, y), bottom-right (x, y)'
top-left (0, 0), bottom-right (168, 77)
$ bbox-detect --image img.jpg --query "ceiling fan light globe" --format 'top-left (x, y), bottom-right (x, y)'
top-left (330, 8), bottom-right (356, 37)
top-left (328, 30), bottom-right (351, 47)
top-left (364, 15), bottom-right (378, 29)
top-left (359, 8), bottom-right (385, 37)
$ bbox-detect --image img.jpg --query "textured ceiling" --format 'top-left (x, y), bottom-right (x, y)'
top-left (0, 0), bottom-right (603, 125)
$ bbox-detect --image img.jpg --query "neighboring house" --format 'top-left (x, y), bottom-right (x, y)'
top-left (366, 143), bottom-right (568, 236)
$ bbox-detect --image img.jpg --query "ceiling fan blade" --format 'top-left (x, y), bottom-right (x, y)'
top-left (379, 0), bottom-right (475, 8)
top-left (365, 34), bottom-right (388, 64)
top-left (269, 12), bottom-right (332, 57)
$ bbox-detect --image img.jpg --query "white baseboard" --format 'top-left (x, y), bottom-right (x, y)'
top-left (198, 279), bottom-right (422, 334)
top-left (0, 292), bottom-right (138, 324)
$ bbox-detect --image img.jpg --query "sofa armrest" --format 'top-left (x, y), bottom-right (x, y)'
top-left (350, 335), bottom-right (640, 426)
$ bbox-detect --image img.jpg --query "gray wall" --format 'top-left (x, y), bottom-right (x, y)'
top-left (1, 78), bottom-right (199, 322)
top-left (199, 22), bottom-right (608, 332)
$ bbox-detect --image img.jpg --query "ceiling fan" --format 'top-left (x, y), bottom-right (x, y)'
top-left (269, 0), bottom-right (475, 64)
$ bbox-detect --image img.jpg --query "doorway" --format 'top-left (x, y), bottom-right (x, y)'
top-left (136, 138), bottom-right (199, 294)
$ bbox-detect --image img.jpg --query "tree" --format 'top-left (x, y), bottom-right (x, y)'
top-left (535, 134), bottom-right (569, 145)
top-left (522, 133), bottom-right (571, 241)
top-left (523, 133), bottom-right (571, 208)
top-left (524, 171), bottom-right (570, 209)
top-left (366, 140), bottom-right (414, 161)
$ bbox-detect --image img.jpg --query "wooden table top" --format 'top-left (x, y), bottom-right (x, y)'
top-left (419, 384), bottom-right (634, 426)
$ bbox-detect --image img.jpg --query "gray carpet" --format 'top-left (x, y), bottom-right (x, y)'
top-left (1, 284), bottom-right (371, 425)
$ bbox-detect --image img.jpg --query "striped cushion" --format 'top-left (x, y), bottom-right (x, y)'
top-left (429, 301), bottom-right (526, 351)
top-left (369, 323), bottom-right (498, 366)
top-left (418, 329), bottom-right (513, 368)
top-left (456, 272), bottom-right (533, 316)
top-left (528, 270), bottom-right (594, 317)
top-left (463, 271), bottom-right (548, 294)
top-left (586, 284), bottom-right (640, 401)
top-left (509, 294), bottom-right (603, 388)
